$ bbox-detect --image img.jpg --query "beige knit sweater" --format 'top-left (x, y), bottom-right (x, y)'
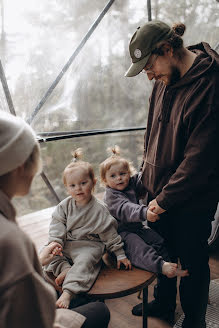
top-left (0, 190), bottom-right (85, 328)
top-left (48, 195), bottom-right (126, 259)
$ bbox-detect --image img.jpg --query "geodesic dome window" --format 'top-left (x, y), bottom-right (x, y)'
top-left (0, 0), bottom-right (218, 215)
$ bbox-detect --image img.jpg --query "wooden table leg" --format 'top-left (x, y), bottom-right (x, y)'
top-left (142, 287), bottom-right (148, 328)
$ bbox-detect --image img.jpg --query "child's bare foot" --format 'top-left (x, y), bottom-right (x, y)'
top-left (56, 291), bottom-right (72, 308)
top-left (55, 268), bottom-right (70, 286)
top-left (162, 262), bottom-right (178, 278)
top-left (176, 268), bottom-right (189, 277)
top-left (162, 262), bottom-right (189, 278)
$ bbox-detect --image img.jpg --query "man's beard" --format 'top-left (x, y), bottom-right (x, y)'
top-left (169, 65), bottom-right (181, 85)
top-left (154, 65), bottom-right (181, 86)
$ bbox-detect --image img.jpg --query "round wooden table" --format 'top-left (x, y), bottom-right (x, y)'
top-left (44, 265), bottom-right (156, 328)
top-left (88, 265), bottom-right (156, 328)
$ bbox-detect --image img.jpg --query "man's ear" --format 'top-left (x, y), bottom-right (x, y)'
top-left (163, 44), bottom-right (173, 57)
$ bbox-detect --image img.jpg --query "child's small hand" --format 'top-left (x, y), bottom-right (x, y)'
top-left (117, 258), bottom-right (132, 270)
top-left (148, 199), bottom-right (166, 214)
top-left (50, 242), bottom-right (63, 256)
top-left (146, 207), bottom-right (160, 222)
top-left (39, 242), bottom-right (63, 266)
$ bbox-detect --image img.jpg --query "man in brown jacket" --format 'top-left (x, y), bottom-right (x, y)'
top-left (125, 20), bottom-right (219, 328)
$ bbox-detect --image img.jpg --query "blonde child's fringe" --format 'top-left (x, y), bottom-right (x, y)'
top-left (71, 148), bottom-right (83, 162)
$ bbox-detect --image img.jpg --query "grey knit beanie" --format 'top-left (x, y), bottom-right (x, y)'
top-left (0, 110), bottom-right (37, 176)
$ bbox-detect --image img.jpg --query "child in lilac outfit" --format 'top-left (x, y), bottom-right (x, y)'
top-left (100, 146), bottom-right (188, 278)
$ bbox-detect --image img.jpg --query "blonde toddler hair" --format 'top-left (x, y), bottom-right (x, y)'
top-left (100, 145), bottom-right (136, 185)
top-left (63, 148), bottom-right (96, 186)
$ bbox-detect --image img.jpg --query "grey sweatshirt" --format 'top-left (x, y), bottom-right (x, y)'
top-left (0, 189), bottom-right (85, 328)
top-left (48, 195), bottom-right (126, 259)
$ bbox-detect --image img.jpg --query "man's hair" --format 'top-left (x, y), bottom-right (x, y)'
top-left (153, 23), bottom-right (186, 57)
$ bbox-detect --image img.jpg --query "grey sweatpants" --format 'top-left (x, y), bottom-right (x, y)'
top-left (46, 240), bottom-right (105, 295)
top-left (120, 227), bottom-right (170, 273)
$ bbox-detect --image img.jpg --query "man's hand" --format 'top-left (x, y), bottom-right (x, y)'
top-left (39, 242), bottom-right (63, 266)
top-left (117, 258), bottom-right (132, 270)
top-left (149, 199), bottom-right (166, 215)
top-left (146, 207), bottom-right (160, 222)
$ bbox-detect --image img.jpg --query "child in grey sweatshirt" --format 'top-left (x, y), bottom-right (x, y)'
top-left (45, 149), bottom-right (131, 309)
top-left (100, 146), bottom-right (188, 279)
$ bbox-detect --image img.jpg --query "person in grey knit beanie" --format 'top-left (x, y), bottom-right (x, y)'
top-left (0, 110), bottom-right (40, 177)
top-left (0, 110), bottom-right (110, 328)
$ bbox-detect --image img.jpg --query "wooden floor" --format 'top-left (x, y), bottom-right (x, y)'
top-left (17, 207), bottom-right (219, 328)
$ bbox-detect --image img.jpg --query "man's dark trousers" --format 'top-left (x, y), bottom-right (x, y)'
top-left (149, 206), bottom-right (216, 328)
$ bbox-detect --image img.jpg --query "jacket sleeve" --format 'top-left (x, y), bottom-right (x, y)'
top-left (48, 203), bottom-right (67, 247)
top-left (105, 188), bottom-right (148, 223)
top-left (54, 309), bottom-right (86, 328)
top-left (156, 78), bottom-right (219, 210)
top-left (1, 273), bottom-right (56, 328)
top-left (1, 272), bottom-right (85, 328)
top-left (0, 230), bottom-right (56, 328)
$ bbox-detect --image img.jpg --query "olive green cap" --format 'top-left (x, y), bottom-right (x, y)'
top-left (125, 20), bottom-right (172, 77)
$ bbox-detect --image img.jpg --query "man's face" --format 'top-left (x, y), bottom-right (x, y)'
top-left (143, 51), bottom-right (181, 86)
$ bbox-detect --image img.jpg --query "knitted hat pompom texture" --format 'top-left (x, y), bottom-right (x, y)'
top-left (0, 110), bottom-right (37, 176)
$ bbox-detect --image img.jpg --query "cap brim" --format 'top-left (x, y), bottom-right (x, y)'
top-left (125, 53), bottom-right (151, 77)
